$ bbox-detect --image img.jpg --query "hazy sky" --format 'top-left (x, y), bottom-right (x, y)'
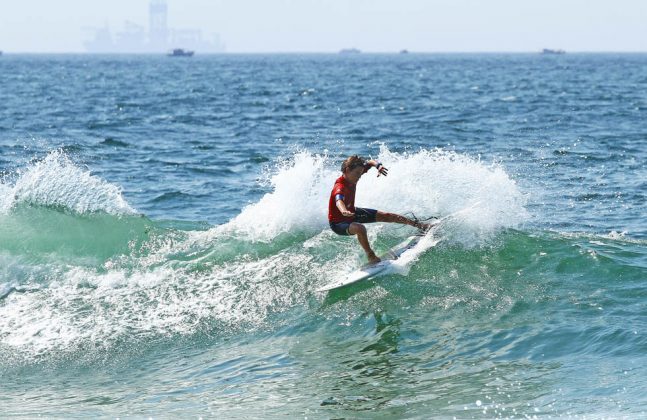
top-left (1, 0), bottom-right (646, 52)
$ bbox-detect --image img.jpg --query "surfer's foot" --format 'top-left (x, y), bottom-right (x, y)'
top-left (415, 222), bottom-right (431, 231)
top-left (415, 218), bottom-right (440, 232)
top-left (367, 253), bottom-right (381, 264)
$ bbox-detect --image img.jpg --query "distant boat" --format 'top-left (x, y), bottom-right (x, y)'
top-left (399, 49), bottom-right (409, 54)
top-left (542, 48), bottom-right (565, 55)
top-left (339, 48), bottom-right (361, 54)
top-left (167, 48), bottom-right (194, 57)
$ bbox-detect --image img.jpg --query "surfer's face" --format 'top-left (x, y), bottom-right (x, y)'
top-left (345, 166), bottom-right (365, 184)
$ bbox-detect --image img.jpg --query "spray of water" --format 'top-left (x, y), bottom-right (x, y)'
top-left (1, 150), bottom-right (135, 215)
top-left (206, 145), bottom-right (528, 244)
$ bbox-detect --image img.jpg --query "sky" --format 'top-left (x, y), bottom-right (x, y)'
top-left (1, 0), bottom-right (646, 53)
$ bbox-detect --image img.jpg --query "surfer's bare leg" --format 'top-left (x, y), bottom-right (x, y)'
top-left (376, 211), bottom-right (430, 230)
top-left (348, 222), bottom-right (381, 264)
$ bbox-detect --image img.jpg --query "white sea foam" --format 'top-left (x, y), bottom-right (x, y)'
top-left (0, 183), bottom-right (13, 214)
top-left (211, 151), bottom-right (335, 240)
top-left (388, 230), bottom-right (444, 277)
top-left (206, 146), bottom-right (528, 245)
top-left (0, 150), bottom-right (135, 215)
top-left (0, 248), bottom-right (325, 359)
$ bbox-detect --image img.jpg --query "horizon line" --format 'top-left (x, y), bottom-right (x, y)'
top-left (3, 50), bottom-right (647, 55)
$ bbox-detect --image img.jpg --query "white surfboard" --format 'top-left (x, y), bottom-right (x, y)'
top-left (316, 231), bottom-right (440, 292)
top-left (316, 204), bottom-right (478, 293)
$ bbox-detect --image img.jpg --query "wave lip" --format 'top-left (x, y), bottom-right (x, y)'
top-left (1, 150), bottom-right (135, 216)
top-left (0, 150), bottom-right (145, 266)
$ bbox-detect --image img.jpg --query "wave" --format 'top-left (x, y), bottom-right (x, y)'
top-left (100, 137), bottom-right (131, 148)
top-left (0, 204), bottom-right (152, 264)
top-left (2, 225), bottom-right (644, 367)
top-left (0, 150), bottom-right (149, 267)
top-left (1, 150), bottom-right (135, 216)
top-left (1, 147), bottom-right (644, 367)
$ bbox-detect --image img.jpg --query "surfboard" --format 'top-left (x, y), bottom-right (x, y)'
top-left (316, 204), bottom-right (478, 293)
top-left (316, 230), bottom-right (439, 292)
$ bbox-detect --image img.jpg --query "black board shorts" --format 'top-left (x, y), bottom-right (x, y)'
top-left (329, 208), bottom-right (378, 236)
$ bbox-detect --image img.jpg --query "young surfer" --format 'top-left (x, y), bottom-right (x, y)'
top-left (328, 155), bottom-right (431, 264)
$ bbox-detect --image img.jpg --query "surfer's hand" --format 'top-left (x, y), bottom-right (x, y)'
top-left (374, 162), bottom-right (388, 177)
top-left (341, 210), bottom-right (355, 217)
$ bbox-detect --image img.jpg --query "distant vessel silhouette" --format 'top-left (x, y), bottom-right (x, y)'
top-left (542, 48), bottom-right (565, 55)
top-left (399, 49), bottom-right (409, 54)
top-left (168, 48), bottom-right (194, 57)
top-left (339, 48), bottom-right (361, 54)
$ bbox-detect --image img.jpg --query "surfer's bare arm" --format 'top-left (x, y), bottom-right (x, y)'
top-left (365, 159), bottom-right (388, 177)
top-left (336, 199), bottom-right (354, 217)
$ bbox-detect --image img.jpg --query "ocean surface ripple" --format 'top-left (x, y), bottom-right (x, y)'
top-left (1, 53), bottom-right (646, 418)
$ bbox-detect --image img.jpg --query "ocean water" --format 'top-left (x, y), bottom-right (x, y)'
top-left (0, 53), bottom-right (646, 418)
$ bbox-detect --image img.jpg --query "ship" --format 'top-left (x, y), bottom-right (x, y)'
top-left (167, 48), bottom-right (194, 57)
top-left (541, 48), bottom-right (565, 55)
top-left (339, 48), bottom-right (361, 54)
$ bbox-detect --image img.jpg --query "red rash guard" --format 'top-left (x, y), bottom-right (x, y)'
top-left (328, 165), bottom-right (370, 223)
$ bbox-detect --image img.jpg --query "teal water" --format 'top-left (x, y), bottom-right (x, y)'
top-left (1, 54), bottom-right (646, 418)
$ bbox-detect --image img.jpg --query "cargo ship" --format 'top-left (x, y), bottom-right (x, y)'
top-left (168, 48), bottom-right (194, 57)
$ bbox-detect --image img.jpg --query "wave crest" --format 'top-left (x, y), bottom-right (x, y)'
top-left (1, 150), bottom-right (135, 215)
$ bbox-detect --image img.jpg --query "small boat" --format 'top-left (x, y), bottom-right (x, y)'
top-left (167, 48), bottom-right (194, 57)
top-left (541, 48), bottom-right (565, 55)
top-left (399, 49), bottom-right (409, 54)
top-left (339, 48), bottom-right (361, 54)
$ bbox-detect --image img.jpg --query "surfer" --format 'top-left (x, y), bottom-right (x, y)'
top-left (328, 155), bottom-right (431, 264)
